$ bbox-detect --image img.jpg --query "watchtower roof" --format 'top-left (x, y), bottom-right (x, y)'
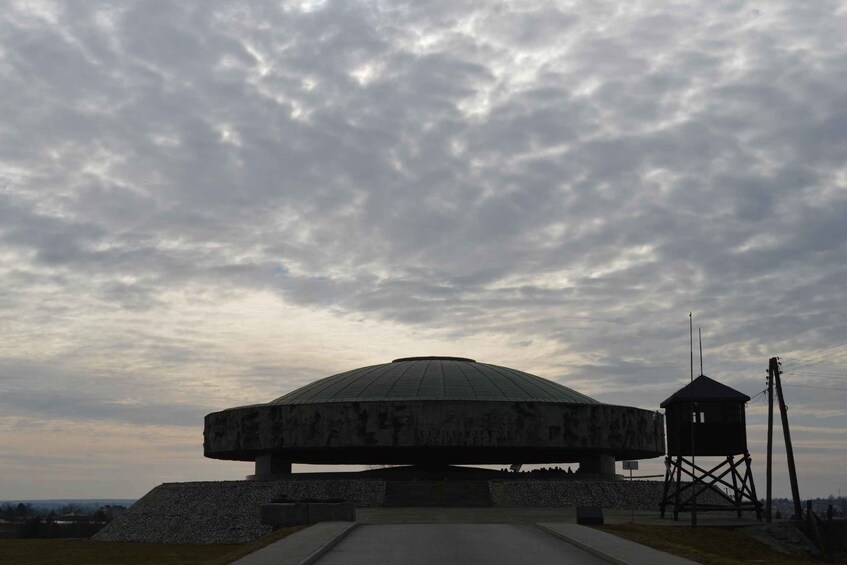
top-left (660, 374), bottom-right (750, 408)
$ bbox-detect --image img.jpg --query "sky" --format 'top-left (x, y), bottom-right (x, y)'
top-left (1, 0), bottom-right (846, 501)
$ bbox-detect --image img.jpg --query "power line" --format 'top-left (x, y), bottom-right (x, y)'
top-left (786, 356), bottom-right (847, 372)
top-left (784, 349), bottom-right (847, 369)
top-left (787, 372), bottom-right (847, 379)
top-left (784, 347), bottom-right (847, 370)
top-left (783, 341), bottom-right (847, 365)
top-left (782, 384), bottom-right (847, 392)
top-left (748, 389), bottom-right (768, 404)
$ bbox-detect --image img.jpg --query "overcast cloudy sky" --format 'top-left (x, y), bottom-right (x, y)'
top-left (1, 0), bottom-right (846, 501)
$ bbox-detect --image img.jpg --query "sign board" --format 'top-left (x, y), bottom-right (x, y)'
top-left (622, 461), bottom-right (639, 470)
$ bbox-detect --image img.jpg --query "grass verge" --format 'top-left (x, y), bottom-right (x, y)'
top-left (598, 523), bottom-right (821, 565)
top-left (0, 525), bottom-right (307, 565)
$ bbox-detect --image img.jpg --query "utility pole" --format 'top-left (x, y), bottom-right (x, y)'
top-left (773, 357), bottom-right (803, 520)
top-left (766, 358), bottom-right (775, 522)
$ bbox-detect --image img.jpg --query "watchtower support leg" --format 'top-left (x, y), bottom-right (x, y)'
top-left (673, 456), bottom-right (682, 521)
top-left (660, 456), bottom-right (672, 518)
top-left (743, 453), bottom-right (762, 521)
top-left (729, 455), bottom-right (741, 517)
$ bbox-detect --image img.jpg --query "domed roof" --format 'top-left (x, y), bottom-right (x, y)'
top-left (270, 356), bottom-right (599, 405)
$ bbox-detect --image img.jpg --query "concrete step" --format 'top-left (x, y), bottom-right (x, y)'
top-left (384, 481), bottom-right (493, 507)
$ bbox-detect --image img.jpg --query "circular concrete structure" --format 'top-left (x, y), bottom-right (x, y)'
top-left (204, 357), bottom-right (665, 477)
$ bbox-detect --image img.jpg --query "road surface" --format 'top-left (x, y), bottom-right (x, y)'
top-left (316, 523), bottom-right (607, 564)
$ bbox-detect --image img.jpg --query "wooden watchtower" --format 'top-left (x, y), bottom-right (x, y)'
top-left (659, 374), bottom-right (762, 520)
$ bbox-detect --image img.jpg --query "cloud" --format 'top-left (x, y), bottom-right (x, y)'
top-left (1, 0), bottom-right (846, 497)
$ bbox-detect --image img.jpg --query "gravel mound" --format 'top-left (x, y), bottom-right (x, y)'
top-left (94, 478), bottom-right (734, 543)
top-left (93, 479), bottom-right (385, 544)
top-left (491, 479), bottom-right (727, 510)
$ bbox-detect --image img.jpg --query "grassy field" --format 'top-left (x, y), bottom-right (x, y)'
top-left (3, 522), bottom-right (837, 564)
top-left (599, 523), bottom-right (827, 565)
top-left (0, 526), bottom-right (306, 565)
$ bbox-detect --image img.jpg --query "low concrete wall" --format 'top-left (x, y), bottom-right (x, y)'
top-left (93, 479), bottom-right (384, 544)
top-left (261, 502), bottom-right (356, 526)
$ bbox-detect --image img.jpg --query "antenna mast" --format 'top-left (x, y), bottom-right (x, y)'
top-left (689, 313), bottom-right (697, 527)
top-left (689, 314), bottom-right (694, 383)
top-left (699, 327), bottom-right (703, 376)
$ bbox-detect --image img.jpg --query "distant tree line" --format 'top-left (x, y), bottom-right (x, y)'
top-left (0, 503), bottom-right (34, 520)
top-left (763, 496), bottom-right (846, 519)
top-left (0, 502), bottom-right (127, 539)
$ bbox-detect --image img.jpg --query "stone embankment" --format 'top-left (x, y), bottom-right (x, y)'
top-left (93, 479), bottom-right (385, 544)
top-left (94, 479), bottom-right (729, 543)
top-left (491, 479), bottom-right (724, 510)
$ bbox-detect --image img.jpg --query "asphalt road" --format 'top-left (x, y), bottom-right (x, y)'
top-left (316, 523), bottom-right (608, 564)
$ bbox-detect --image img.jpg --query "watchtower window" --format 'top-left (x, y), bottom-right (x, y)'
top-left (692, 411), bottom-right (705, 423)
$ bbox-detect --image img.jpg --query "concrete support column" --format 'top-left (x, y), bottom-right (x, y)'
top-left (578, 453), bottom-right (616, 476)
top-left (254, 454), bottom-right (292, 477)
